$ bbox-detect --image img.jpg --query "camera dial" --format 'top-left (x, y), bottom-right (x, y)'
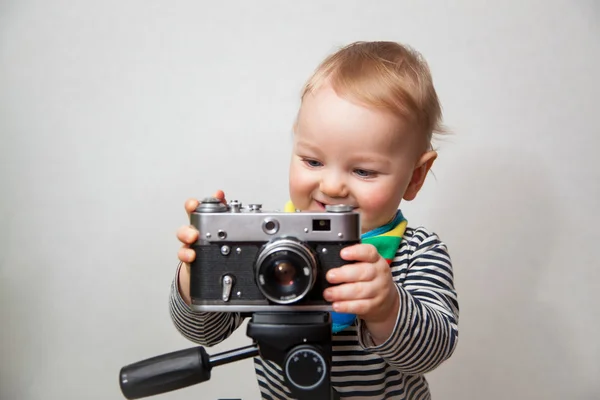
top-left (197, 197), bottom-right (228, 213)
top-left (255, 238), bottom-right (318, 304)
top-left (248, 204), bottom-right (262, 211)
top-left (284, 346), bottom-right (327, 391)
top-left (325, 204), bottom-right (355, 213)
top-left (229, 200), bottom-right (241, 213)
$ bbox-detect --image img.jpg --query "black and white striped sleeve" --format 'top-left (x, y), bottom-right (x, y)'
top-left (357, 228), bottom-right (459, 375)
top-left (168, 262), bottom-right (245, 347)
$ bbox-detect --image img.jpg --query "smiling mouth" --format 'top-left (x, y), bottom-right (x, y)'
top-left (315, 200), bottom-right (326, 210)
top-left (315, 200), bottom-right (357, 211)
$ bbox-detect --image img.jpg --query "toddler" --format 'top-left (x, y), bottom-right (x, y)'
top-left (171, 41), bottom-right (459, 399)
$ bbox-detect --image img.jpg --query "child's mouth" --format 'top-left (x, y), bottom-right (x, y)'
top-left (315, 200), bottom-right (357, 211)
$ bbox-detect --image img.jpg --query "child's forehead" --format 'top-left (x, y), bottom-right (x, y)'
top-left (295, 121), bottom-right (416, 162)
top-left (298, 86), bottom-right (411, 135)
top-left (295, 93), bottom-right (424, 161)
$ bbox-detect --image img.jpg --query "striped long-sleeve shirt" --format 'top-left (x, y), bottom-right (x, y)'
top-left (169, 226), bottom-right (459, 399)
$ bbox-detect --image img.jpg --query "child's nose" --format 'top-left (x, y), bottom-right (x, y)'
top-left (319, 173), bottom-right (348, 199)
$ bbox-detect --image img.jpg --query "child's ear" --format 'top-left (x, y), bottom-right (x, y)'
top-left (403, 150), bottom-right (437, 201)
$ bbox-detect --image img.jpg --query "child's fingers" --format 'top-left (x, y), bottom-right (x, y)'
top-left (324, 281), bottom-right (377, 302)
top-left (340, 243), bottom-right (379, 263)
top-left (177, 225), bottom-right (199, 244)
top-left (331, 299), bottom-right (372, 316)
top-left (326, 262), bottom-right (377, 284)
top-left (214, 190), bottom-right (227, 204)
top-left (184, 198), bottom-right (199, 216)
top-left (178, 246), bottom-right (196, 263)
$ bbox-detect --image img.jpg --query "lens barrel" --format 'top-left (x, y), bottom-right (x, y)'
top-left (255, 239), bottom-right (317, 304)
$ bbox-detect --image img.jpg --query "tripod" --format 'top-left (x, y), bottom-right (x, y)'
top-left (119, 311), bottom-right (340, 400)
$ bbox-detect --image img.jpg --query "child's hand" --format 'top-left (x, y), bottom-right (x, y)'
top-left (176, 190), bottom-right (226, 305)
top-left (323, 244), bottom-right (400, 327)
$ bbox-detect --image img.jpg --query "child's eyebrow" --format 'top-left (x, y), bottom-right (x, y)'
top-left (296, 140), bottom-right (392, 168)
top-left (295, 140), bottom-right (322, 153)
top-left (349, 154), bottom-right (392, 168)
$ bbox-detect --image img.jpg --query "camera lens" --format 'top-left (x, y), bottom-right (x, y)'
top-left (255, 239), bottom-right (317, 304)
top-left (273, 261), bottom-right (296, 286)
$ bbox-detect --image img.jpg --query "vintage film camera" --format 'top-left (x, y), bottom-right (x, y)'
top-left (189, 197), bottom-right (361, 312)
top-left (119, 196), bottom-right (358, 400)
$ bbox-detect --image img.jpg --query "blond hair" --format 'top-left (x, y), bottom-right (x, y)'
top-left (301, 41), bottom-right (445, 150)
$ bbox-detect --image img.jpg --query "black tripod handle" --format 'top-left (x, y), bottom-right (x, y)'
top-left (119, 346), bottom-right (211, 399)
top-left (119, 344), bottom-right (260, 399)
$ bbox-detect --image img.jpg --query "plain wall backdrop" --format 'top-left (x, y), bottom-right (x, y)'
top-left (1, 1), bottom-right (599, 399)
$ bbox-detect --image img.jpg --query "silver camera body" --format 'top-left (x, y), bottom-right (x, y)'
top-left (189, 197), bottom-right (361, 312)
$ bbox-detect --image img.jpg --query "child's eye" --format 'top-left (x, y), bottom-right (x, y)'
top-left (303, 158), bottom-right (323, 168)
top-left (354, 169), bottom-right (376, 178)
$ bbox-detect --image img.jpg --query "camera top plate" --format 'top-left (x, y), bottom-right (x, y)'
top-left (191, 197), bottom-right (361, 244)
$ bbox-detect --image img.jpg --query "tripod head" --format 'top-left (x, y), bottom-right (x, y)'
top-left (119, 311), bottom-right (338, 400)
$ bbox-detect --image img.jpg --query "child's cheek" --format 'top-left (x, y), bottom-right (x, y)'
top-left (289, 170), bottom-right (313, 209)
top-left (358, 190), bottom-right (398, 226)
top-left (360, 192), bottom-right (387, 213)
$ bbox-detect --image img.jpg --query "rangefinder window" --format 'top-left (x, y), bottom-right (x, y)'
top-left (312, 219), bottom-right (331, 231)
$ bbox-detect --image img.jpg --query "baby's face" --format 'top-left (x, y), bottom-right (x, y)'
top-left (289, 84), bottom-right (427, 233)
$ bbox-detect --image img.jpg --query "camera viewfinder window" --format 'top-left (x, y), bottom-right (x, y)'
top-left (312, 219), bottom-right (331, 231)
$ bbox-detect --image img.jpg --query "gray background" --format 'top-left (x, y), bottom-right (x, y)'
top-left (1, 1), bottom-right (599, 399)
